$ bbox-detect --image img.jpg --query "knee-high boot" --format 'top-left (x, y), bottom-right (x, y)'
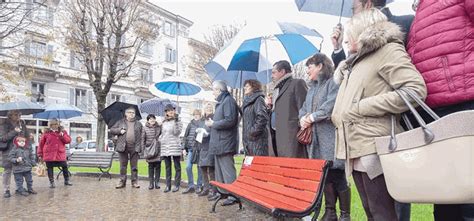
top-left (148, 164), bottom-right (155, 190)
top-left (338, 188), bottom-right (351, 221)
top-left (321, 183), bottom-right (338, 221)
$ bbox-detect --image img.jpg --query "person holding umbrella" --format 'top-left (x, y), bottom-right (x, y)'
top-left (0, 110), bottom-right (30, 198)
top-left (159, 104), bottom-right (183, 193)
top-left (109, 107), bottom-right (143, 189)
top-left (38, 118), bottom-right (72, 188)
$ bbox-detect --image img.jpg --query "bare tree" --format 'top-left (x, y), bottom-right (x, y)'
top-left (0, 0), bottom-right (39, 49)
top-left (189, 23), bottom-right (244, 103)
top-left (61, 0), bottom-right (159, 151)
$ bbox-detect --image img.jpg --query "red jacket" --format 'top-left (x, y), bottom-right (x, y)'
top-left (38, 129), bottom-right (71, 162)
top-left (407, 0), bottom-right (474, 108)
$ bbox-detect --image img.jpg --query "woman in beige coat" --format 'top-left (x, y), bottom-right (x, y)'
top-left (331, 9), bottom-right (427, 221)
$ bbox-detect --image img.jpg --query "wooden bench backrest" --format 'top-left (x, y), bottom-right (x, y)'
top-left (235, 156), bottom-right (326, 211)
top-left (68, 152), bottom-right (115, 167)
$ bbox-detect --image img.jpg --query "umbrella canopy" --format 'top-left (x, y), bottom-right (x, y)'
top-left (204, 21), bottom-right (323, 87)
top-left (139, 98), bottom-right (180, 117)
top-left (149, 76), bottom-right (202, 103)
top-left (295, 0), bottom-right (394, 18)
top-left (33, 103), bottom-right (83, 119)
top-left (0, 101), bottom-right (45, 116)
top-left (100, 101), bottom-right (142, 128)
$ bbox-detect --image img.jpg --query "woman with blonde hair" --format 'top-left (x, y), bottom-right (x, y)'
top-left (331, 9), bottom-right (427, 220)
top-left (38, 118), bottom-right (72, 188)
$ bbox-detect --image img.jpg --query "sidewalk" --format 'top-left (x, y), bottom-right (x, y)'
top-left (0, 175), bottom-right (273, 220)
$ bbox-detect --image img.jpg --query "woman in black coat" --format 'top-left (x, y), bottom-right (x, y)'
top-left (242, 80), bottom-right (269, 156)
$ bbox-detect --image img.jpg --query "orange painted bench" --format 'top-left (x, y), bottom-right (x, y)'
top-left (210, 156), bottom-right (330, 220)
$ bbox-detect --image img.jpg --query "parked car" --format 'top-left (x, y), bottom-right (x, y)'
top-left (69, 139), bottom-right (115, 153)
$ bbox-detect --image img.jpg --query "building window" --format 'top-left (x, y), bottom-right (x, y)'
top-left (140, 41), bottom-right (153, 56)
top-left (164, 21), bottom-right (175, 37)
top-left (70, 51), bottom-right (83, 70)
top-left (165, 47), bottom-right (175, 63)
top-left (25, 41), bottom-right (53, 66)
top-left (31, 0), bottom-right (53, 25)
top-left (31, 82), bottom-right (45, 103)
top-left (140, 68), bottom-right (153, 83)
top-left (111, 94), bottom-right (121, 103)
top-left (75, 89), bottom-right (87, 110)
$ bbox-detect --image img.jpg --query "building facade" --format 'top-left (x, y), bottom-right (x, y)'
top-left (0, 0), bottom-right (194, 147)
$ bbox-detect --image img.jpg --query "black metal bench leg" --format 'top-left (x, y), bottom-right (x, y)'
top-left (99, 167), bottom-right (112, 181)
top-left (211, 194), bottom-right (226, 213)
top-left (237, 198), bottom-right (243, 211)
top-left (56, 168), bottom-right (63, 180)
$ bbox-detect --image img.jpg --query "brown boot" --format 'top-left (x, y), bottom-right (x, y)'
top-left (321, 183), bottom-right (338, 221)
top-left (338, 188), bottom-right (351, 221)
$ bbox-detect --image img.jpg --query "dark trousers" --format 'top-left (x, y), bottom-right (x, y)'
top-left (118, 147), bottom-right (139, 183)
top-left (163, 156), bottom-right (181, 187)
top-left (148, 161), bottom-right (161, 184)
top-left (353, 171), bottom-right (398, 221)
top-left (13, 171), bottom-right (33, 192)
top-left (396, 201), bottom-right (411, 221)
top-left (200, 166), bottom-right (216, 191)
top-left (326, 169), bottom-right (348, 191)
top-left (46, 161), bottom-right (69, 182)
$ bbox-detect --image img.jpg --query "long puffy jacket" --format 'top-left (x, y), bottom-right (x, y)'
top-left (407, 0), bottom-right (474, 108)
top-left (38, 128), bottom-right (71, 162)
top-left (159, 118), bottom-right (183, 157)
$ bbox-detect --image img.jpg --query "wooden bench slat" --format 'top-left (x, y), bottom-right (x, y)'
top-left (212, 181), bottom-right (304, 212)
top-left (247, 164), bottom-right (323, 182)
top-left (237, 174), bottom-right (316, 203)
top-left (251, 157), bottom-right (326, 171)
top-left (233, 180), bottom-right (311, 210)
top-left (240, 168), bottom-right (319, 193)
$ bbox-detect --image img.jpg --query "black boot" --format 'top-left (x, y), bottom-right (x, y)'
top-left (64, 178), bottom-right (73, 186)
top-left (321, 183), bottom-right (338, 221)
top-left (49, 181), bottom-right (56, 189)
top-left (338, 188), bottom-right (351, 221)
top-left (148, 165), bottom-right (155, 190)
top-left (154, 163), bottom-right (161, 189)
top-left (3, 190), bottom-right (11, 198)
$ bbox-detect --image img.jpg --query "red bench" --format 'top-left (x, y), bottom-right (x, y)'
top-left (210, 156), bottom-right (330, 220)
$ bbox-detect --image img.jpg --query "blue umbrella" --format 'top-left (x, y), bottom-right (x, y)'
top-left (33, 103), bottom-right (83, 119)
top-left (295, 0), bottom-right (394, 21)
top-left (148, 76), bottom-right (202, 104)
top-left (0, 101), bottom-right (45, 116)
top-left (139, 98), bottom-right (180, 117)
top-left (204, 21), bottom-right (323, 87)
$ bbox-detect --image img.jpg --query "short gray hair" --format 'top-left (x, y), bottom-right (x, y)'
top-left (212, 80), bottom-right (228, 92)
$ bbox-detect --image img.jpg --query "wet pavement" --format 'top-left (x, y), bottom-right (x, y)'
top-left (0, 175), bottom-right (277, 220)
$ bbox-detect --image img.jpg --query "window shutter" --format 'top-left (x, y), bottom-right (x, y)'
top-left (107, 93), bottom-right (111, 105)
top-left (87, 90), bottom-right (93, 111)
top-left (69, 88), bottom-right (75, 105)
top-left (172, 50), bottom-right (176, 63)
top-left (120, 95), bottom-right (126, 102)
top-left (148, 69), bottom-right (153, 82)
top-left (47, 45), bottom-right (53, 57)
top-left (47, 7), bottom-right (54, 25)
top-left (70, 51), bottom-right (75, 68)
top-left (24, 41), bottom-right (30, 56)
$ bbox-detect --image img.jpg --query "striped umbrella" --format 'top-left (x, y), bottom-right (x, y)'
top-left (204, 21), bottom-right (323, 87)
top-left (139, 98), bottom-right (180, 117)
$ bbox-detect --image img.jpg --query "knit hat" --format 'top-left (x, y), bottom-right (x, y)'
top-left (164, 104), bottom-right (175, 112)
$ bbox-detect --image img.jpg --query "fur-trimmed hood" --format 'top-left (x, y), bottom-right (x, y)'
top-left (334, 21), bottom-right (404, 85)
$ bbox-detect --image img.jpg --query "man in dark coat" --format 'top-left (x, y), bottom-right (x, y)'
top-left (269, 60), bottom-right (308, 158)
top-left (109, 107), bottom-right (143, 189)
top-left (207, 80), bottom-right (240, 206)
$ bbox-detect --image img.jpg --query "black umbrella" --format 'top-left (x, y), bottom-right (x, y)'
top-left (0, 101), bottom-right (45, 116)
top-left (100, 101), bottom-right (142, 128)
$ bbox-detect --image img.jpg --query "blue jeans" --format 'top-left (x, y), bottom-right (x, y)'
top-left (186, 149), bottom-right (202, 188)
top-left (13, 171), bottom-right (33, 192)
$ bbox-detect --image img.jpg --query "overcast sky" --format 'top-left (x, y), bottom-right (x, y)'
top-left (151, 0), bottom-right (414, 54)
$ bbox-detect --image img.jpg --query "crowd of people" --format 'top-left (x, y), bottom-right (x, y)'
top-left (0, 0), bottom-right (473, 220)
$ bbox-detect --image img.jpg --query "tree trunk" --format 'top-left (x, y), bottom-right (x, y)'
top-left (95, 98), bottom-right (106, 152)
